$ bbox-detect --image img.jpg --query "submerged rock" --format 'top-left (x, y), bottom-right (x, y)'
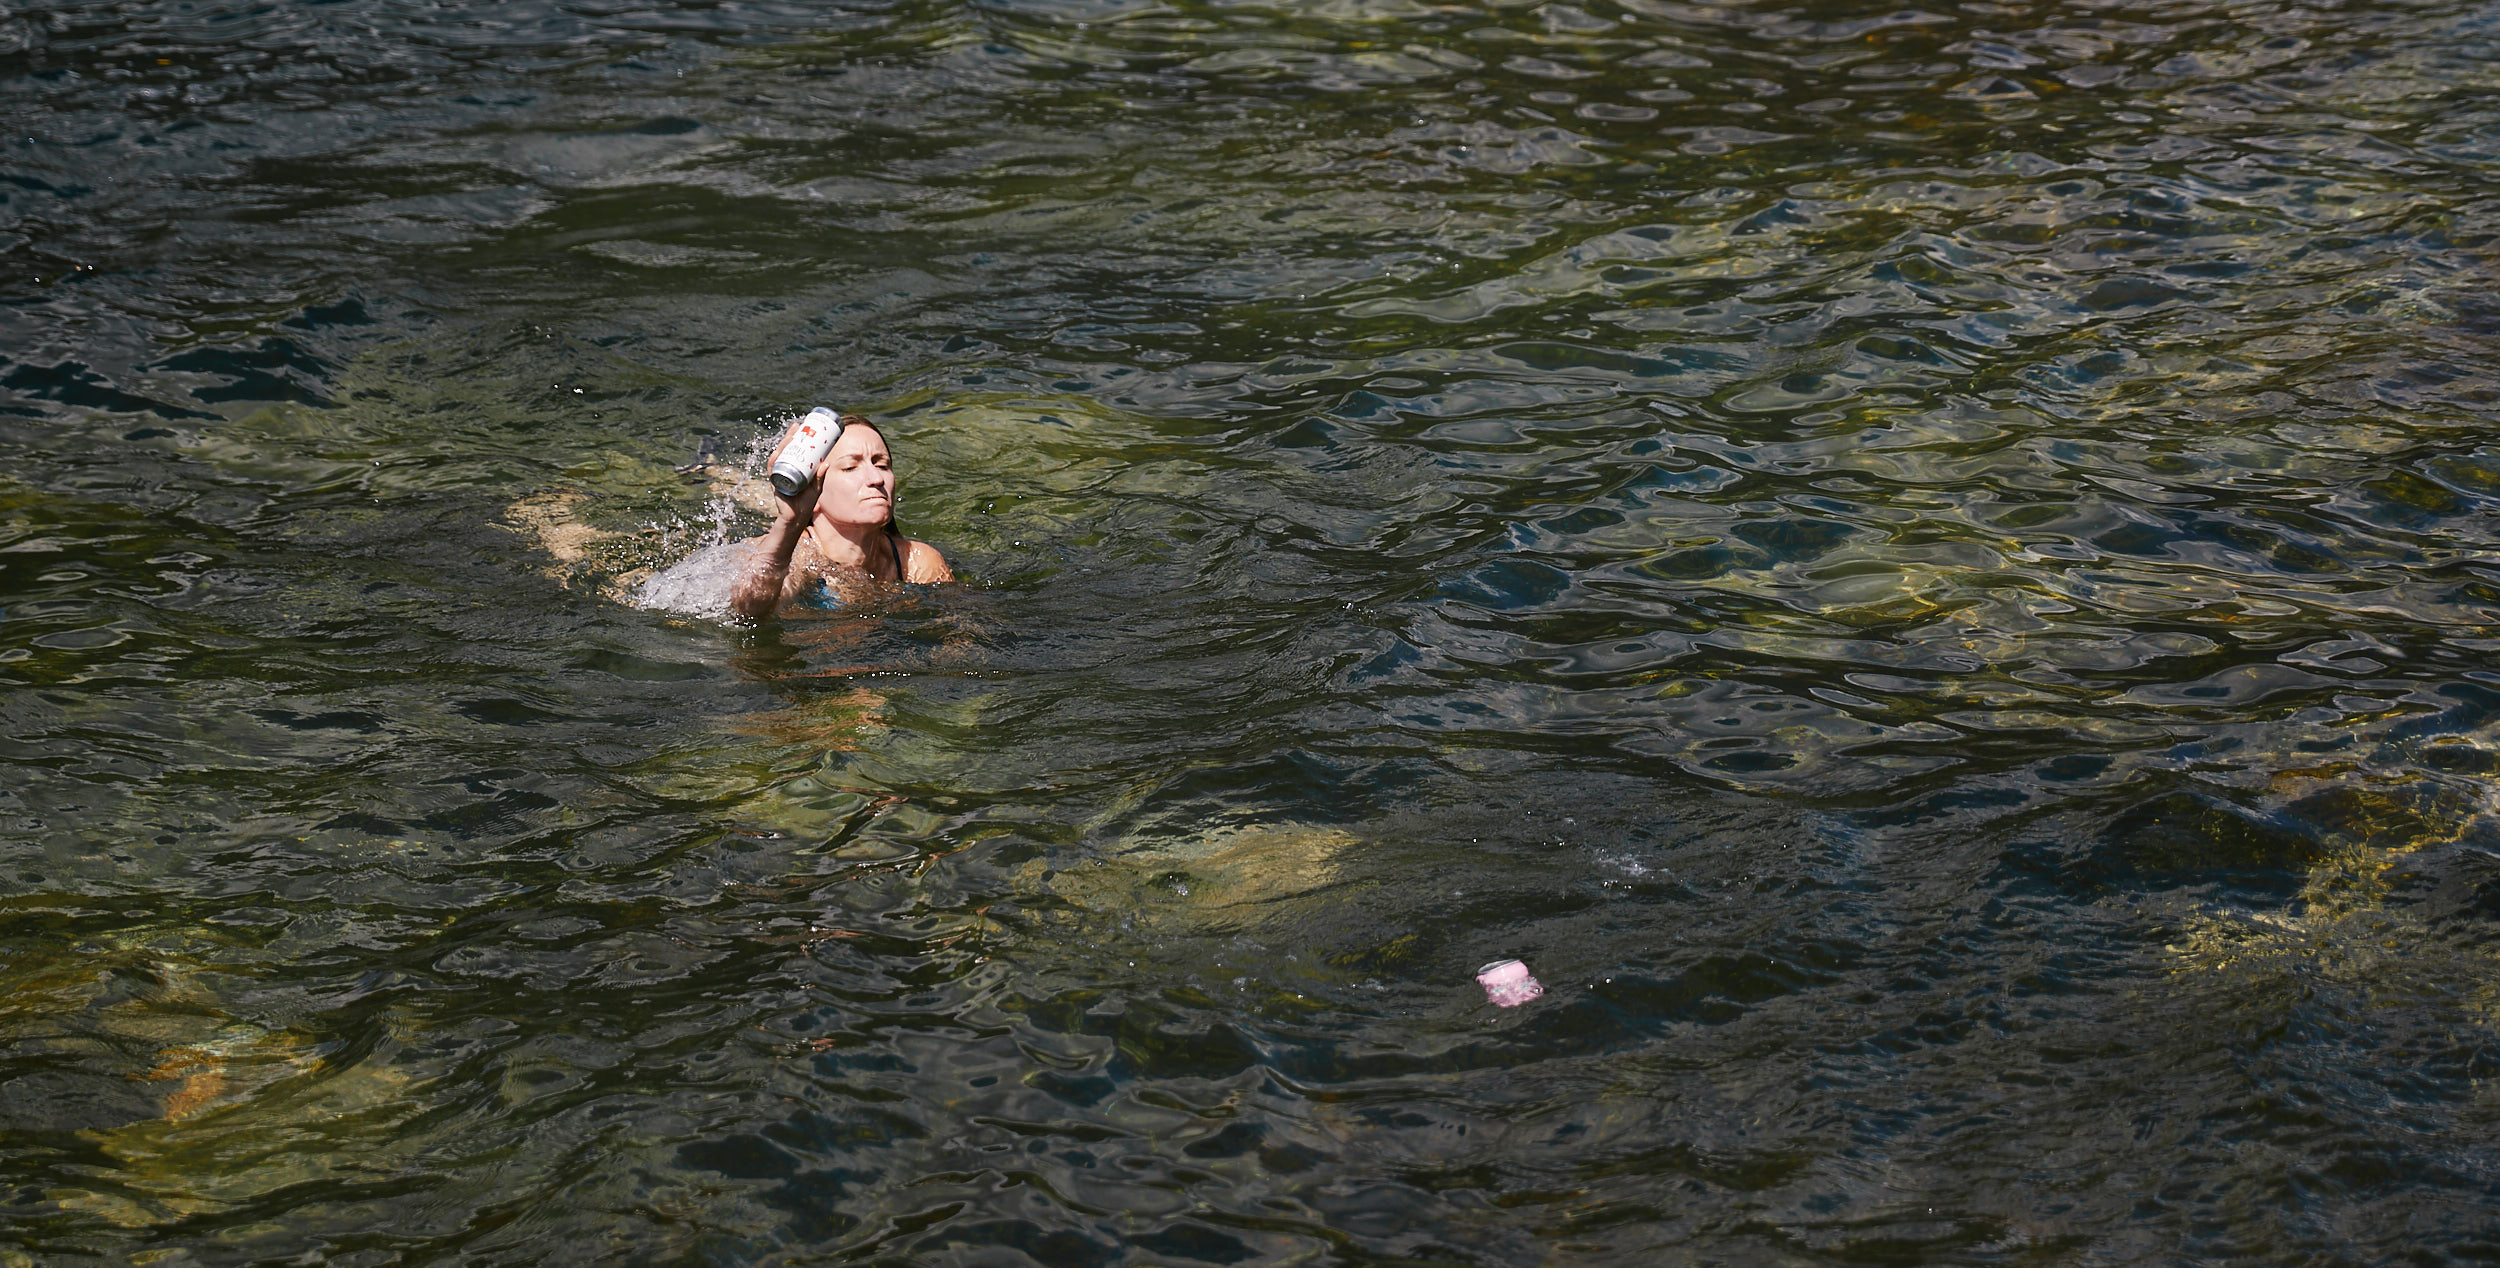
top-left (1033, 824), bottom-right (1357, 931)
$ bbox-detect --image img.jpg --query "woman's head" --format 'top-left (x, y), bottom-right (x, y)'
top-left (808, 415), bottom-right (896, 532)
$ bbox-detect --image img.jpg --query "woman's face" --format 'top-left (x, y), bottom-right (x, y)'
top-left (810, 422), bottom-right (894, 531)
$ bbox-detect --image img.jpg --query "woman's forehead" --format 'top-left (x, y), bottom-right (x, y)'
top-left (830, 424), bottom-right (888, 457)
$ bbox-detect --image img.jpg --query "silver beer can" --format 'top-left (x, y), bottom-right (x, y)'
top-left (766, 407), bottom-right (845, 497)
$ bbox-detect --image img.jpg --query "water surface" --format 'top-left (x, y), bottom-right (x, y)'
top-left (5, 0), bottom-right (2500, 1262)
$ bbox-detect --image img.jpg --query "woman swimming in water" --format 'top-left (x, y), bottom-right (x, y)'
top-left (728, 413), bottom-right (951, 620)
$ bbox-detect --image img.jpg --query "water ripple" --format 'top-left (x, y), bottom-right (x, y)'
top-left (5, 0), bottom-right (2500, 1261)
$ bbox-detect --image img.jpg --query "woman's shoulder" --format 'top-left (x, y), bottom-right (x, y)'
top-left (899, 535), bottom-right (952, 584)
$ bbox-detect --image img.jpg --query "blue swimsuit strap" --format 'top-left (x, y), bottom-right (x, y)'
top-left (797, 533), bottom-right (908, 609)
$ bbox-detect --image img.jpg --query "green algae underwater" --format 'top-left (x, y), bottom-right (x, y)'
top-left (5, 0), bottom-right (2500, 1262)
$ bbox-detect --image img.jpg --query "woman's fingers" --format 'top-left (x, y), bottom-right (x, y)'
top-left (777, 476), bottom-right (820, 520)
top-left (764, 417), bottom-right (800, 467)
top-left (760, 417), bottom-right (824, 517)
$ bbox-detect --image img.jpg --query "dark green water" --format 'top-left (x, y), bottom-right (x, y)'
top-left (5, 0), bottom-right (2500, 1262)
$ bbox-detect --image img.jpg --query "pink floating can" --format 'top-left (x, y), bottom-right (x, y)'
top-left (1477, 958), bottom-right (1544, 1008)
top-left (767, 407), bottom-right (845, 496)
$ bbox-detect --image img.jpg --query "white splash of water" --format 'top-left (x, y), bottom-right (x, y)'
top-left (630, 541), bottom-right (755, 617)
top-left (629, 427), bottom-right (777, 618)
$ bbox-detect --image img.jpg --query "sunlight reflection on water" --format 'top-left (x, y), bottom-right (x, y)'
top-left (3, 0), bottom-right (2499, 1260)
